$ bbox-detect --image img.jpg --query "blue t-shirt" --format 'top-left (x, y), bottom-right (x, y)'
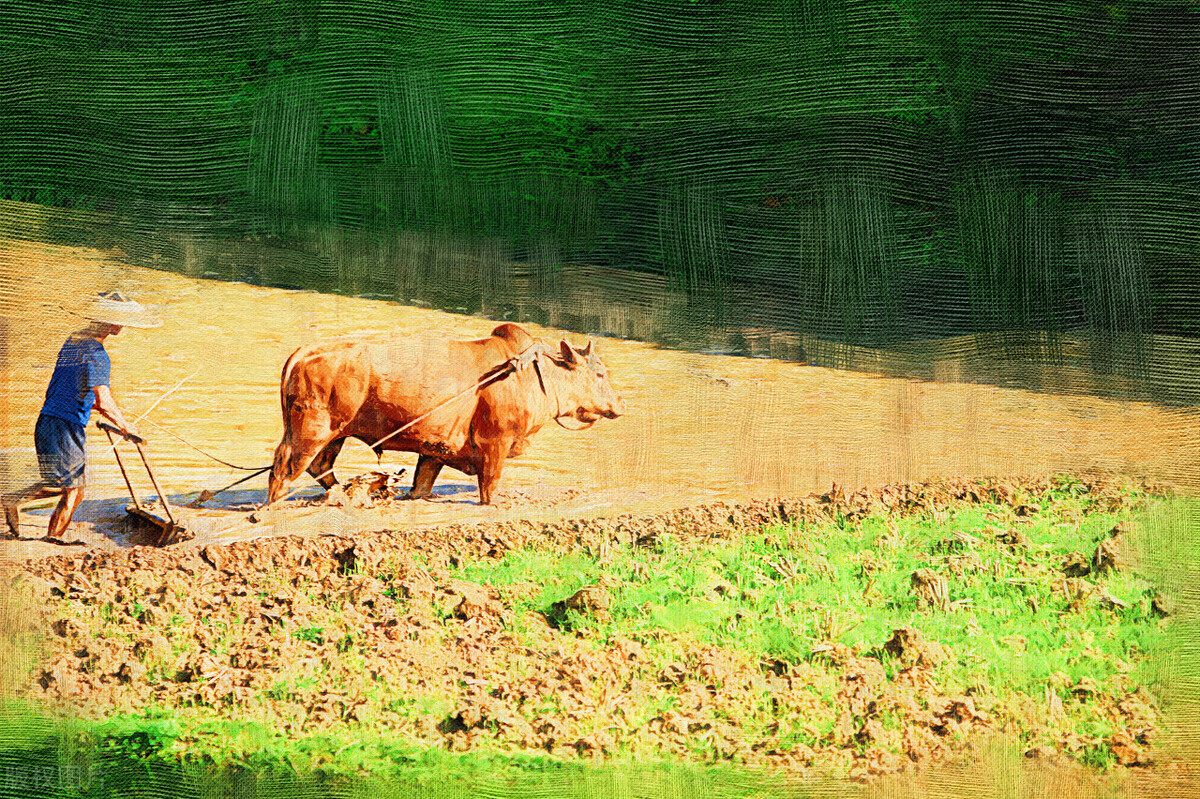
top-left (40, 336), bottom-right (111, 428)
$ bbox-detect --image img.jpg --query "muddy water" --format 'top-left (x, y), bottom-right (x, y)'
top-left (2, 236), bottom-right (1199, 553)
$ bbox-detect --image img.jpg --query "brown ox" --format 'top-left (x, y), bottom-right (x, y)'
top-left (267, 323), bottom-right (625, 505)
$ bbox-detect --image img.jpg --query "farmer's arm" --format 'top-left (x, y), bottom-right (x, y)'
top-left (93, 385), bottom-right (140, 439)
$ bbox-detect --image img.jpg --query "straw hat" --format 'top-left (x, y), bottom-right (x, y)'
top-left (80, 291), bottom-right (162, 329)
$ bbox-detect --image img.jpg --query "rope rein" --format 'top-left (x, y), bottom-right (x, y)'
top-left (138, 417), bottom-right (268, 471)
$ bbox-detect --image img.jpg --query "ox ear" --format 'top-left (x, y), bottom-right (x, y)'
top-left (559, 339), bottom-right (581, 367)
top-left (580, 339), bottom-right (594, 359)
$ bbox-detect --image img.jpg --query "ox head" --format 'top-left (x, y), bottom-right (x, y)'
top-left (552, 339), bottom-right (626, 425)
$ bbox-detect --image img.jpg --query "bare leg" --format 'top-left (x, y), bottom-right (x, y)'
top-left (405, 455), bottom-right (444, 499)
top-left (3, 483), bottom-right (64, 537)
top-left (45, 487), bottom-right (85, 539)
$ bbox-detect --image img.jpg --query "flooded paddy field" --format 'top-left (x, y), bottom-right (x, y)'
top-left (2, 236), bottom-right (1198, 557)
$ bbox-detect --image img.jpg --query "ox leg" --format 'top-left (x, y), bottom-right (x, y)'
top-left (404, 455), bottom-right (444, 500)
top-left (475, 441), bottom-right (510, 506)
top-left (306, 438), bottom-right (346, 491)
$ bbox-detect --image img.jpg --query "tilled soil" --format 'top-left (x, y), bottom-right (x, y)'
top-left (2, 476), bottom-right (1170, 780)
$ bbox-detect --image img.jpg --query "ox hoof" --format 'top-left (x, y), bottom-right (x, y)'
top-left (247, 512), bottom-right (261, 524)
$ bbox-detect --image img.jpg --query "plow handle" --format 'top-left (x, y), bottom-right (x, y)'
top-left (100, 424), bottom-right (142, 507)
top-left (132, 441), bottom-right (177, 527)
top-left (97, 420), bottom-right (176, 527)
top-left (96, 420), bottom-right (146, 445)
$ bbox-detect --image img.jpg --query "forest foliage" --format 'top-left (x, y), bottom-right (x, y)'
top-left (2, 0), bottom-right (1198, 351)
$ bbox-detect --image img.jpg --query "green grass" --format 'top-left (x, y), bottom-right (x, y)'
top-left (442, 480), bottom-right (1175, 770)
top-left (0, 706), bottom-right (798, 799)
top-left (453, 490), bottom-right (1165, 701)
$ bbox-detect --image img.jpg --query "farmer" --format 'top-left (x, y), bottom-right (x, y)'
top-left (2, 291), bottom-right (161, 544)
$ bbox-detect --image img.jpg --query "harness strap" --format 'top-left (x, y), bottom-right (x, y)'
top-left (531, 347), bottom-right (597, 431)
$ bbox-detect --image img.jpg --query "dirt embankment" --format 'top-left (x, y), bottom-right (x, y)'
top-left (4, 476), bottom-right (1172, 780)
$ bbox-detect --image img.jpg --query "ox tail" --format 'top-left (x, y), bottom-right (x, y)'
top-left (278, 342), bottom-right (320, 420)
top-left (279, 349), bottom-right (299, 419)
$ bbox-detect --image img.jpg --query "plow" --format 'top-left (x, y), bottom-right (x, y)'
top-left (97, 421), bottom-right (195, 546)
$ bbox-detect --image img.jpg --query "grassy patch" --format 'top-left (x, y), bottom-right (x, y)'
top-left (0, 703), bottom-right (783, 799)
top-left (449, 477), bottom-right (1171, 768)
top-left (460, 489), bottom-right (1161, 675)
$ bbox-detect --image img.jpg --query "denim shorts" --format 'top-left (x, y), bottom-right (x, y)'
top-left (34, 414), bottom-right (87, 489)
